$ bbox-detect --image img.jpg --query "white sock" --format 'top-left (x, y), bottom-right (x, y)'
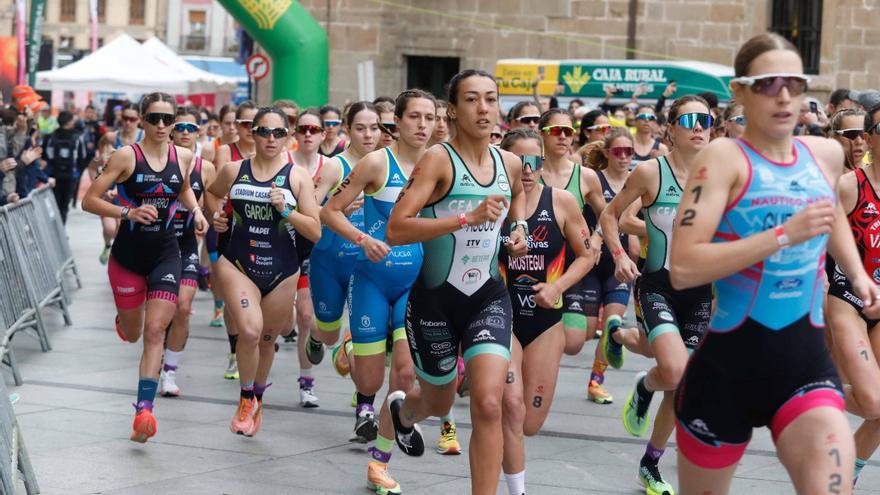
top-left (299, 368), bottom-right (311, 378)
top-left (164, 349), bottom-right (183, 369)
top-left (504, 470), bottom-right (525, 495)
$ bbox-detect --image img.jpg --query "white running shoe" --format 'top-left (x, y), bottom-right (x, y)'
top-left (298, 377), bottom-right (319, 408)
top-left (160, 369), bottom-right (180, 397)
top-left (224, 353), bottom-right (239, 380)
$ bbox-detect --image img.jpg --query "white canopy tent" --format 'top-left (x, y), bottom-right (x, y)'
top-left (142, 37), bottom-right (238, 94)
top-left (35, 34), bottom-right (237, 95)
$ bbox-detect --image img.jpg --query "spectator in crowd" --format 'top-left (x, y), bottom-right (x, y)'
top-left (43, 111), bottom-right (86, 223)
top-left (827, 88), bottom-right (859, 115)
top-left (37, 104), bottom-right (58, 136)
top-left (9, 110), bottom-right (47, 198)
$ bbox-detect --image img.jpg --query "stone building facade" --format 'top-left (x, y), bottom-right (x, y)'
top-left (296, 0), bottom-right (880, 104)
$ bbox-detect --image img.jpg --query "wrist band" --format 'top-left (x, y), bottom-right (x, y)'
top-left (612, 247), bottom-right (625, 258)
top-left (280, 206), bottom-right (293, 219)
top-left (511, 220), bottom-right (528, 233)
top-left (458, 213), bottom-right (468, 229)
top-left (355, 233), bottom-right (367, 245)
top-left (774, 225), bottom-right (790, 247)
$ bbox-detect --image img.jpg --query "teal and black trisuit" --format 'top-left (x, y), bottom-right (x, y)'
top-left (634, 156), bottom-right (711, 349)
top-left (406, 143), bottom-right (513, 385)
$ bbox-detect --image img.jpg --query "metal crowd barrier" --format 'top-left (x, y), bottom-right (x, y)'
top-left (0, 379), bottom-right (39, 494)
top-left (0, 186), bottom-right (80, 384)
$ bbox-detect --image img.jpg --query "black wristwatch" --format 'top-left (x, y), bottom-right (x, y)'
top-left (121, 207), bottom-right (130, 220)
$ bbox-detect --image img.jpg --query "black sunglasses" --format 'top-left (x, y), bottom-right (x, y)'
top-left (836, 128), bottom-right (865, 141)
top-left (253, 126), bottom-right (290, 139)
top-left (144, 113), bottom-right (175, 126)
top-left (516, 116), bottom-right (540, 125)
top-left (520, 155), bottom-right (543, 172)
top-left (380, 122), bottom-right (398, 135)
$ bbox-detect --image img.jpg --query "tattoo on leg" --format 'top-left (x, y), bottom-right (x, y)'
top-left (240, 298), bottom-right (249, 308)
top-left (507, 371), bottom-right (515, 384)
top-left (262, 334), bottom-right (272, 342)
top-left (861, 350), bottom-right (869, 361)
top-left (532, 396), bottom-right (543, 408)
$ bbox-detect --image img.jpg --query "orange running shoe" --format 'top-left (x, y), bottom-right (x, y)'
top-left (249, 400), bottom-right (263, 437)
top-left (230, 397), bottom-right (257, 436)
top-left (130, 408), bottom-right (156, 443)
top-left (588, 379), bottom-right (613, 405)
top-left (367, 460), bottom-right (401, 494)
top-left (332, 331), bottom-right (352, 377)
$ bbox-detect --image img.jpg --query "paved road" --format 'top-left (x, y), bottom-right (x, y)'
top-left (7, 208), bottom-right (880, 494)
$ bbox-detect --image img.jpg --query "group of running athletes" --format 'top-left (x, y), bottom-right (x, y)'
top-left (78, 32), bottom-right (880, 495)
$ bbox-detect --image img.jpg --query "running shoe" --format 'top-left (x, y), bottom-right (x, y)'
top-left (457, 372), bottom-right (470, 398)
top-left (299, 377), bottom-right (319, 408)
top-left (224, 353), bottom-right (239, 380)
top-left (351, 404), bottom-right (378, 443)
top-left (367, 461), bottom-right (402, 495)
top-left (250, 400), bottom-right (263, 437)
top-left (436, 421), bottom-right (461, 455)
top-left (159, 369), bottom-right (180, 397)
top-left (99, 246), bottom-right (110, 265)
top-left (130, 408), bottom-right (156, 443)
top-left (306, 336), bottom-right (325, 365)
top-left (332, 332), bottom-right (352, 376)
top-left (230, 397), bottom-right (257, 436)
top-left (622, 371), bottom-right (653, 437)
top-left (209, 307), bottom-right (224, 327)
top-left (351, 391), bottom-right (357, 408)
top-left (588, 380), bottom-right (613, 404)
top-left (602, 314), bottom-right (625, 369)
top-left (283, 327), bottom-right (297, 343)
top-left (388, 390), bottom-right (424, 456)
top-left (638, 461), bottom-right (675, 495)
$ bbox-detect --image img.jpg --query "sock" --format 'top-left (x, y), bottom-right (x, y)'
top-left (214, 299), bottom-right (224, 309)
top-left (299, 368), bottom-right (311, 379)
top-left (309, 335), bottom-right (322, 346)
top-left (198, 265), bottom-right (209, 276)
top-left (240, 382), bottom-right (254, 400)
top-left (163, 349), bottom-right (183, 371)
top-left (104, 243), bottom-right (111, 249)
top-left (254, 382), bottom-right (271, 402)
top-left (855, 457), bottom-right (868, 481)
top-left (504, 470), bottom-right (525, 495)
top-left (641, 442), bottom-right (664, 466)
top-left (298, 376), bottom-right (314, 390)
top-left (590, 359), bottom-right (608, 384)
top-left (356, 392), bottom-right (376, 407)
top-left (441, 409), bottom-right (455, 424)
top-left (637, 374), bottom-right (653, 395)
top-left (344, 338), bottom-right (353, 355)
top-left (136, 378), bottom-right (159, 411)
top-left (228, 334), bottom-right (238, 354)
top-left (368, 434), bottom-right (394, 464)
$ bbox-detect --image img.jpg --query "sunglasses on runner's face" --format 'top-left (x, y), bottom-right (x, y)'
top-left (727, 115), bottom-right (746, 126)
top-left (144, 113), bottom-right (175, 126)
top-left (521, 155), bottom-right (544, 172)
top-left (586, 124), bottom-right (611, 134)
top-left (173, 122), bottom-right (199, 133)
top-left (610, 146), bottom-right (635, 159)
top-left (677, 113), bottom-right (714, 129)
top-left (252, 126), bottom-right (290, 139)
top-left (636, 113), bottom-right (657, 122)
top-left (324, 119), bottom-right (342, 127)
top-left (122, 115), bottom-right (139, 123)
top-left (871, 123), bottom-right (880, 135)
top-left (836, 128), bottom-right (865, 140)
top-left (542, 125), bottom-right (575, 137)
top-left (296, 125), bottom-right (324, 136)
top-left (380, 122), bottom-right (398, 135)
top-left (236, 119), bottom-right (253, 128)
top-left (517, 115), bottom-right (541, 125)
top-left (731, 73), bottom-right (811, 97)
top-left (490, 132), bottom-right (503, 140)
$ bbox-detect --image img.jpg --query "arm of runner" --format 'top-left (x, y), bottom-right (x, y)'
top-left (204, 160), bottom-right (239, 233)
top-left (533, 189), bottom-right (595, 309)
top-left (321, 150), bottom-right (390, 262)
top-left (82, 146), bottom-right (157, 224)
top-left (582, 167), bottom-right (606, 263)
top-left (599, 163), bottom-right (652, 282)
top-left (387, 145), bottom-right (474, 245)
top-left (213, 143), bottom-right (231, 173)
top-left (314, 157), bottom-right (342, 204)
top-left (176, 147), bottom-right (207, 235)
top-left (503, 150), bottom-right (528, 257)
top-left (619, 199), bottom-right (646, 236)
top-left (670, 139), bottom-right (835, 289)
top-left (282, 165), bottom-right (322, 243)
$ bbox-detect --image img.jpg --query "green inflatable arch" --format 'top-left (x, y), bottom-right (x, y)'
top-left (217, 0), bottom-right (328, 106)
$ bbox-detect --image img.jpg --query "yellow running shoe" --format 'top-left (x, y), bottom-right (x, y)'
top-left (367, 461), bottom-right (402, 494)
top-left (588, 379), bottom-right (613, 404)
top-left (436, 421), bottom-right (461, 455)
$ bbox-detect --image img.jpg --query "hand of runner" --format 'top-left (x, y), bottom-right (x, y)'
top-left (344, 197), bottom-right (364, 217)
top-left (613, 252), bottom-right (640, 283)
top-left (193, 209), bottom-right (208, 236)
top-left (781, 200), bottom-right (835, 246)
top-left (212, 210), bottom-right (229, 233)
top-left (467, 195), bottom-right (508, 226)
top-left (532, 282), bottom-right (562, 309)
top-left (506, 226), bottom-right (528, 257)
top-left (129, 204), bottom-right (158, 225)
top-left (269, 183), bottom-right (287, 212)
top-left (361, 235), bottom-right (391, 263)
top-left (853, 275), bottom-right (880, 319)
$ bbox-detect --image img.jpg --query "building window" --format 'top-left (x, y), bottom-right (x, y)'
top-left (130, 0), bottom-right (146, 25)
top-left (406, 56), bottom-right (461, 100)
top-left (183, 9), bottom-right (208, 51)
top-left (770, 0), bottom-right (823, 74)
top-left (59, 36), bottom-right (75, 50)
top-left (97, 0), bottom-right (106, 22)
top-left (60, 0), bottom-right (76, 22)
